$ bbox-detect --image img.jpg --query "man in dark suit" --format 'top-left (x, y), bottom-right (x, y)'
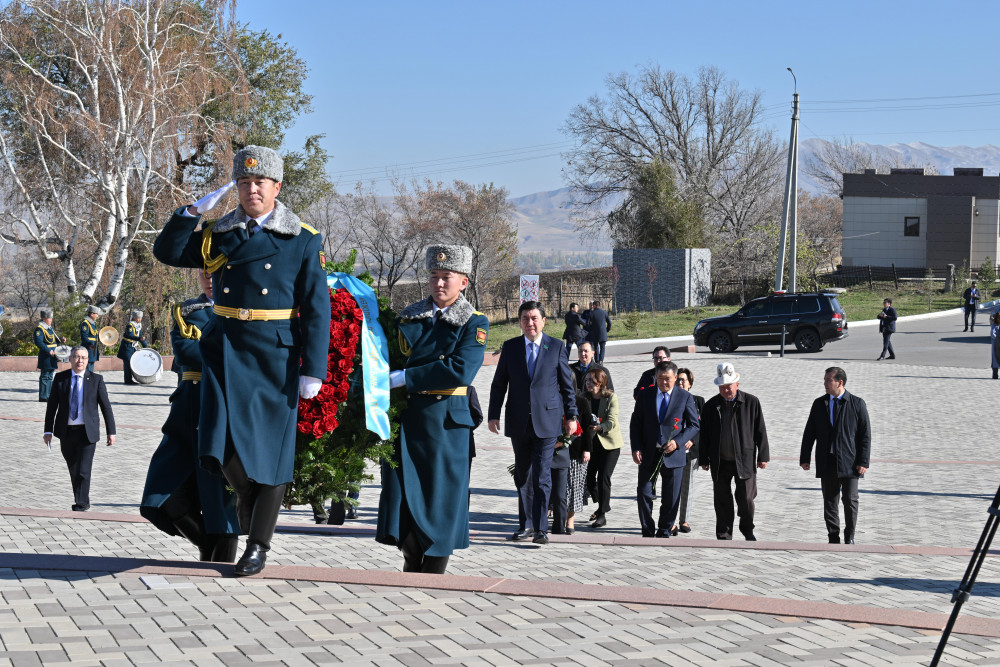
top-left (963, 281), bottom-right (982, 331)
top-left (629, 361), bottom-right (700, 537)
top-left (585, 300), bottom-right (612, 363)
top-left (876, 298), bottom-right (897, 360)
top-left (43, 346), bottom-right (116, 511)
top-left (800, 367), bottom-right (871, 544)
top-left (632, 346), bottom-right (670, 399)
top-left (489, 301), bottom-right (578, 546)
top-left (699, 363), bottom-right (769, 541)
top-left (562, 303), bottom-right (585, 359)
top-left (569, 341), bottom-right (614, 392)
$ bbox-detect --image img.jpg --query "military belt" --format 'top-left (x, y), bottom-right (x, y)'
top-left (181, 371), bottom-right (202, 382)
top-left (213, 305), bottom-right (298, 321)
top-left (416, 387), bottom-right (467, 396)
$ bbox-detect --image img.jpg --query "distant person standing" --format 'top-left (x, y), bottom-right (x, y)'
top-left (33, 308), bottom-right (64, 402)
top-left (633, 346), bottom-right (671, 399)
top-left (876, 298), bottom-right (897, 360)
top-left (562, 303), bottom-right (585, 359)
top-left (800, 367), bottom-right (871, 544)
top-left (585, 300), bottom-right (612, 363)
top-left (117, 310), bottom-right (146, 385)
top-left (79, 305), bottom-right (101, 374)
top-left (963, 281), bottom-right (982, 332)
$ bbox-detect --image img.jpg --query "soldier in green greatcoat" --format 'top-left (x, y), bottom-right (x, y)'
top-left (140, 270), bottom-right (239, 562)
top-left (117, 310), bottom-right (146, 384)
top-left (153, 145), bottom-right (330, 577)
top-left (377, 245), bottom-right (489, 574)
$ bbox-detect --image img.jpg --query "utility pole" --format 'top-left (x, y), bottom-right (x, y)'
top-left (775, 68), bottom-right (800, 292)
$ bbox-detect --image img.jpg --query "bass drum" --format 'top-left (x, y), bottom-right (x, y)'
top-left (130, 348), bottom-right (163, 384)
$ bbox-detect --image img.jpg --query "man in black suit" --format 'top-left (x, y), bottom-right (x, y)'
top-left (699, 363), bottom-right (769, 541)
top-left (489, 301), bottom-right (578, 545)
top-left (562, 303), bottom-right (585, 359)
top-left (876, 298), bottom-right (897, 360)
top-left (963, 281), bottom-right (982, 331)
top-left (43, 346), bottom-right (116, 511)
top-left (800, 367), bottom-right (871, 544)
top-left (632, 346), bottom-right (671, 399)
top-left (585, 300), bottom-right (612, 363)
top-left (629, 361), bottom-right (700, 537)
top-left (569, 341), bottom-right (614, 392)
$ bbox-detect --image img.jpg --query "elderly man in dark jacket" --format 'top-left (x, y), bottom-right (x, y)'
top-left (800, 367), bottom-right (871, 544)
top-left (699, 363), bottom-right (769, 541)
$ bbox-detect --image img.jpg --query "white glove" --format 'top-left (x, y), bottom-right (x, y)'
top-left (190, 181), bottom-right (235, 215)
top-left (299, 375), bottom-right (322, 399)
top-left (389, 370), bottom-right (406, 389)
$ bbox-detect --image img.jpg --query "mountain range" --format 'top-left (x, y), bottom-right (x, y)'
top-left (511, 141), bottom-right (1000, 254)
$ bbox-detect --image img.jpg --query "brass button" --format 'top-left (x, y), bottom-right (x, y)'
top-left (223, 287), bottom-right (230, 294)
top-left (438, 355), bottom-right (445, 360)
top-left (261, 288), bottom-right (268, 295)
top-left (264, 263), bottom-right (272, 270)
top-left (226, 264), bottom-right (232, 269)
top-left (436, 396), bottom-right (443, 401)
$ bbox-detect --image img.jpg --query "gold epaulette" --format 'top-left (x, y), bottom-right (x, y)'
top-left (398, 330), bottom-right (412, 357)
top-left (201, 221), bottom-right (228, 274)
top-left (473, 310), bottom-right (484, 316)
top-left (172, 304), bottom-right (201, 340)
top-left (300, 222), bottom-right (319, 235)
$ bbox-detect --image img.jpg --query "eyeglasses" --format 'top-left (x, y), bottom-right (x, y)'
top-left (69, 355), bottom-right (88, 360)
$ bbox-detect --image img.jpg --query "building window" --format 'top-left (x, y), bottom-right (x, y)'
top-left (904, 216), bottom-right (920, 237)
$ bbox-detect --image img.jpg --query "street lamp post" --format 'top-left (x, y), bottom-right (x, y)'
top-left (775, 68), bottom-right (800, 293)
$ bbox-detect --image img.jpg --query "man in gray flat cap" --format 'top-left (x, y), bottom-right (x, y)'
top-left (117, 310), bottom-right (146, 385)
top-left (377, 244), bottom-right (489, 574)
top-left (79, 305), bottom-right (102, 373)
top-left (154, 145), bottom-right (330, 576)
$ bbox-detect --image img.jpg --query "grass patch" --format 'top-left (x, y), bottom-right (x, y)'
top-left (482, 287), bottom-right (965, 352)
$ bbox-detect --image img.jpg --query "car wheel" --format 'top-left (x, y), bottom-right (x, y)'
top-left (794, 328), bottom-right (821, 353)
top-left (708, 331), bottom-right (734, 353)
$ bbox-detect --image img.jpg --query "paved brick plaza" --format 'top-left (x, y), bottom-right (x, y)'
top-left (1, 312), bottom-right (999, 665)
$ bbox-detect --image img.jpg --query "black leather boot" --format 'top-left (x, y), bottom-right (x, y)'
top-left (201, 535), bottom-right (239, 563)
top-left (171, 512), bottom-right (211, 556)
top-left (221, 455), bottom-right (256, 534)
top-left (421, 555), bottom-right (449, 575)
top-left (234, 484), bottom-right (285, 577)
top-left (400, 532), bottom-right (423, 573)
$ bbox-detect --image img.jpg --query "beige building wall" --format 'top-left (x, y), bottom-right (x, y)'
top-left (971, 198), bottom-right (1000, 268)
top-left (842, 196), bottom-right (927, 267)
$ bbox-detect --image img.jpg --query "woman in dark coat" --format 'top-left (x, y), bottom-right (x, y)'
top-left (674, 368), bottom-right (705, 535)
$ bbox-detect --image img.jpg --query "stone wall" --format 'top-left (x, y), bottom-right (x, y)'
top-left (612, 248), bottom-right (711, 311)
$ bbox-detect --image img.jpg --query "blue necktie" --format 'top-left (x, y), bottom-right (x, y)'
top-left (527, 342), bottom-right (537, 379)
top-left (658, 392), bottom-right (668, 422)
top-left (70, 375), bottom-right (81, 420)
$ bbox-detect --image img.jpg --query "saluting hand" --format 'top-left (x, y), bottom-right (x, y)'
top-left (188, 181), bottom-right (235, 216)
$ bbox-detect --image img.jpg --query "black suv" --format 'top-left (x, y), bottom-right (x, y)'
top-left (693, 292), bottom-right (848, 353)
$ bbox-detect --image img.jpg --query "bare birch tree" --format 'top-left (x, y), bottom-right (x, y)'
top-left (803, 137), bottom-right (939, 197)
top-left (0, 0), bottom-right (240, 307)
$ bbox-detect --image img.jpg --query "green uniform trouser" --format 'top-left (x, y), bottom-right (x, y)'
top-left (38, 370), bottom-right (54, 401)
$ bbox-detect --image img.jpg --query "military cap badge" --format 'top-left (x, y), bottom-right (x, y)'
top-left (245, 157), bottom-right (258, 169)
top-left (437, 252), bottom-right (447, 261)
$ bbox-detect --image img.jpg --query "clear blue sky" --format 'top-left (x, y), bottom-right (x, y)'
top-left (238, 0), bottom-right (1000, 198)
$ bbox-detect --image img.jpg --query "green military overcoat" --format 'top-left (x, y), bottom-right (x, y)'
top-left (377, 295), bottom-right (488, 557)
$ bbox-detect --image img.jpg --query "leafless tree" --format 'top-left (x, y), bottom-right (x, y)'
top-left (797, 190), bottom-right (843, 275)
top-left (0, 0), bottom-right (241, 308)
top-left (420, 180), bottom-right (518, 308)
top-left (563, 65), bottom-right (773, 233)
top-left (803, 137), bottom-right (938, 197)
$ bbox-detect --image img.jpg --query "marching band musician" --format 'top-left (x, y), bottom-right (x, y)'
top-left (34, 308), bottom-right (64, 402)
top-left (117, 310), bottom-right (146, 385)
top-left (79, 305), bottom-right (101, 374)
